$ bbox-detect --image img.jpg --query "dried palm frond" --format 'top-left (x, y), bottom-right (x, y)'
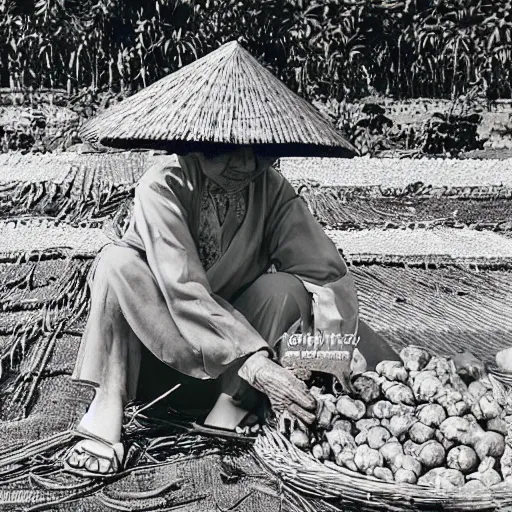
top-left (0, 258), bottom-right (92, 418)
top-left (0, 152), bottom-right (147, 227)
top-left (351, 264), bottom-right (512, 365)
top-left (299, 192), bottom-right (512, 232)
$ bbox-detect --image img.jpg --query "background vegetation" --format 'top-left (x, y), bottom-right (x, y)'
top-left (1, 0), bottom-right (511, 103)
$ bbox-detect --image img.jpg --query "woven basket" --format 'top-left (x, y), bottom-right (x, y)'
top-left (254, 369), bottom-right (512, 512)
top-left (254, 426), bottom-right (512, 512)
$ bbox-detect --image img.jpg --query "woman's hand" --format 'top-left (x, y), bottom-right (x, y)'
top-left (238, 351), bottom-right (317, 424)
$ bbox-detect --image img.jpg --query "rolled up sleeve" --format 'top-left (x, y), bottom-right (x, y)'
top-left (266, 175), bottom-right (359, 338)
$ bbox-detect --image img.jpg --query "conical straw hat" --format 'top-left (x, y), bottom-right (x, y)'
top-left (81, 41), bottom-right (357, 158)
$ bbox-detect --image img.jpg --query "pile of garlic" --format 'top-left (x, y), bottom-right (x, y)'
top-left (283, 346), bottom-right (512, 491)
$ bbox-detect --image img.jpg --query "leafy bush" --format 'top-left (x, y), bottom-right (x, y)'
top-left (416, 112), bottom-right (484, 157)
top-left (350, 104), bottom-right (395, 156)
top-left (318, 95), bottom-right (486, 157)
top-left (0, 105), bottom-right (81, 153)
top-left (0, 0), bottom-right (511, 102)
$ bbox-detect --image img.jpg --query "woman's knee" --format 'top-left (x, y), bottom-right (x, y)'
top-left (236, 272), bottom-right (310, 317)
top-left (257, 272), bottom-right (308, 300)
top-left (233, 272), bottom-right (311, 344)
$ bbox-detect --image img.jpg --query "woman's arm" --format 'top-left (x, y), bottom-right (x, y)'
top-left (265, 173), bottom-right (359, 338)
top-left (122, 164), bottom-right (270, 379)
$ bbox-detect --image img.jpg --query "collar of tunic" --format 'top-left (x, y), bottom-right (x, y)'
top-left (197, 179), bottom-right (247, 271)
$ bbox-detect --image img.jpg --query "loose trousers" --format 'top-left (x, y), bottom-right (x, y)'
top-left (72, 245), bottom-right (311, 412)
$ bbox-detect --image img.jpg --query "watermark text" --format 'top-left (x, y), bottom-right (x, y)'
top-left (282, 332), bottom-right (360, 349)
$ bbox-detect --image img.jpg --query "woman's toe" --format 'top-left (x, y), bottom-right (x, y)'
top-left (76, 451), bottom-right (89, 468)
top-left (67, 444), bottom-right (89, 468)
top-left (85, 456), bottom-right (100, 473)
top-left (98, 458), bottom-right (112, 474)
top-left (67, 451), bottom-right (79, 468)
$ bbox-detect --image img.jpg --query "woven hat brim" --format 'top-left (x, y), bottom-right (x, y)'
top-left (97, 139), bottom-right (357, 158)
top-left (80, 41), bottom-right (357, 158)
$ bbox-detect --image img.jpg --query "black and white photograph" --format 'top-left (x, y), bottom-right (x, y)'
top-left (1, 0), bottom-right (512, 510)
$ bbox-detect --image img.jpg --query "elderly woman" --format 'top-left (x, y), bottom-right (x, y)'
top-left (65, 43), bottom-right (398, 477)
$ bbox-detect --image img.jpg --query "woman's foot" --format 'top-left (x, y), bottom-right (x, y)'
top-left (64, 390), bottom-right (125, 477)
top-left (64, 426), bottom-right (124, 477)
top-left (77, 390), bottom-right (124, 444)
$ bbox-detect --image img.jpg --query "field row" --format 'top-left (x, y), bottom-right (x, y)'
top-left (1, 152), bottom-right (512, 189)
top-left (302, 195), bottom-right (512, 230)
top-left (280, 156), bottom-right (512, 188)
top-left (327, 228), bottom-right (512, 264)
top-left (2, 153), bottom-right (512, 233)
top-left (2, 220), bottom-right (511, 267)
top-left (4, 181), bottom-right (512, 231)
top-left (0, 220), bottom-right (111, 256)
top-left (0, 151), bottom-right (148, 185)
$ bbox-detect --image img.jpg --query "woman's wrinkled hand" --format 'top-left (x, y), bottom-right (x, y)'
top-left (238, 351), bottom-right (317, 424)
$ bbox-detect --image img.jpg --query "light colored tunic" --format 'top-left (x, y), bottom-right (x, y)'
top-left (72, 154), bottom-right (359, 384)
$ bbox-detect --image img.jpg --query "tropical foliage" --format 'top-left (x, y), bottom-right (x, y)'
top-left (0, 0), bottom-right (511, 102)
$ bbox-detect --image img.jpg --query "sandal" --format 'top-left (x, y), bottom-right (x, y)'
top-left (63, 425), bottom-right (125, 478)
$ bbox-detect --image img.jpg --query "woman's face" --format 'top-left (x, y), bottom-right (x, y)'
top-left (197, 146), bottom-right (272, 193)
